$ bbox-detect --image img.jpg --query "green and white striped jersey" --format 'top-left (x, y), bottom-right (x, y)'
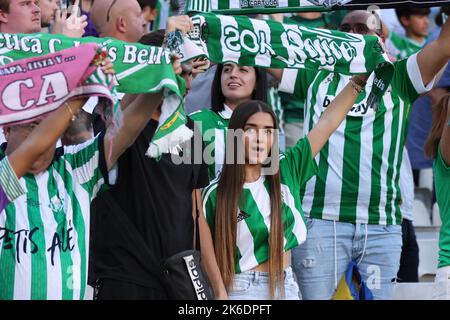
top-left (203, 138), bottom-right (317, 273)
top-left (385, 31), bottom-right (423, 61)
top-left (0, 157), bottom-right (26, 209)
top-left (279, 53), bottom-right (434, 225)
top-left (190, 105), bottom-right (231, 180)
top-left (0, 134), bottom-right (109, 300)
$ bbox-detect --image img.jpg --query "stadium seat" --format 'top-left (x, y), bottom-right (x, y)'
top-left (412, 199), bottom-right (431, 227)
top-left (418, 168), bottom-right (434, 195)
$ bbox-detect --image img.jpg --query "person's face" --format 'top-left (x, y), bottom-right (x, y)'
top-left (243, 112), bottom-right (275, 165)
top-left (39, 0), bottom-right (58, 28)
top-left (123, 0), bottom-right (147, 42)
top-left (181, 61), bottom-right (193, 94)
top-left (340, 11), bottom-right (379, 36)
top-left (4, 121), bottom-right (56, 175)
top-left (221, 63), bottom-right (257, 105)
top-left (0, 0), bottom-right (41, 33)
top-left (403, 14), bottom-right (430, 38)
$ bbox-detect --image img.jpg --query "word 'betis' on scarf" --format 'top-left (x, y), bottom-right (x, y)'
top-left (0, 32), bottom-right (191, 158)
top-left (188, 12), bottom-right (393, 109)
top-left (186, 0), bottom-right (450, 14)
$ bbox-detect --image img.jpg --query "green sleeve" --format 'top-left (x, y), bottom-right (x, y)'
top-left (279, 68), bottom-right (315, 104)
top-left (281, 138), bottom-right (318, 187)
top-left (202, 184), bottom-right (217, 232)
top-left (0, 157), bottom-right (25, 202)
top-left (390, 56), bottom-right (424, 105)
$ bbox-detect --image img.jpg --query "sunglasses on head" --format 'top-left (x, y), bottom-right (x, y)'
top-left (106, 0), bottom-right (118, 23)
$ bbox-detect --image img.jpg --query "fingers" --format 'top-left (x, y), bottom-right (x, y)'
top-left (71, 0), bottom-right (80, 15)
top-left (61, 9), bottom-right (68, 21)
top-left (55, 9), bottom-right (61, 23)
top-left (166, 15), bottom-right (194, 34)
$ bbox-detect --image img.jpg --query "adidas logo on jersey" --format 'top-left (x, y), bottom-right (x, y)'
top-left (237, 210), bottom-right (250, 222)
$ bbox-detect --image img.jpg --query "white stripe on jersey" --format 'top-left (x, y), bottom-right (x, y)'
top-left (214, 128), bottom-right (226, 177)
top-left (281, 184), bottom-right (307, 245)
top-left (14, 192), bottom-right (32, 300)
top-left (390, 99), bottom-right (406, 223)
top-left (41, 171), bottom-right (63, 300)
top-left (355, 99), bottom-right (375, 223)
top-left (378, 93), bottom-right (395, 225)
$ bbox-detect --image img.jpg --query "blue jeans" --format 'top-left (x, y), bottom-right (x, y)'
top-left (228, 267), bottom-right (300, 300)
top-left (292, 218), bottom-right (402, 300)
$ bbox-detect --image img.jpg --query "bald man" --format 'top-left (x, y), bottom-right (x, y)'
top-left (90, 0), bottom-right (147, 42)
top-left (270, 9), bottom-right (450, 299)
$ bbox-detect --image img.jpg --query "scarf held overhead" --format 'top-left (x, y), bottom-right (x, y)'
top-left (0, 32), bottom-right (190, 158)
top-left (0, 44), bottom-right (117, 125)
top-left (187, 0), bottom-right (450, 14)
top-left (189, 12), bottom-right (393, 109)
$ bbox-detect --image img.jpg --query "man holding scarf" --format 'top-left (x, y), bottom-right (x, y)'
top-left (88, 0), bottom-right (227, 299)
top-left (0, 0), bottom-right (182, 300)
top-left (270, 10), bottom-right (450, 299)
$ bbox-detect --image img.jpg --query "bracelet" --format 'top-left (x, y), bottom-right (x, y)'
top-left (65, 102), bottom-right (77, 122)
top-left (351, 75), bottom-right (368, 87)
top-left (349, 79), bottom-right (364, 94)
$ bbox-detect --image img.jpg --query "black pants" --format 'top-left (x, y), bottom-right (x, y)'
top-left (397, 219), bottom-right (419, 282)
top-left (95, 278), bottom-right (169, 300)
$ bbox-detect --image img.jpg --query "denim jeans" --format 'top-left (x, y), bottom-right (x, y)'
top-left (228, 267), bottom-right (300, 300)
top-left (292, 218), bottom-right (402, 300)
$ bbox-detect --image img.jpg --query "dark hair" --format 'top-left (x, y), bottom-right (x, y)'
top-left (425, 94), bottom-right (450, 158)
top-left (0, 0), bottom-right (9, 12)
top-left (396, 7), bottom-right (431, 28)
top-left (138, 29), bottom-right (165, 46)
top-left (435, 6), bottom-right (450, 27)
top-left (137, 0), bottom-right (158, 10)
top-left (214, 100), bottom-right (283, 299)
top-left (210, 63), bottom-right (268, 113)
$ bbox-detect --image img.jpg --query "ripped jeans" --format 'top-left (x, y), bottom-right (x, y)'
top-left (292, 218), bottom-right (402, 300)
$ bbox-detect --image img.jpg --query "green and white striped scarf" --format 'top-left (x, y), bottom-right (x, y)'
top-left (0, 32), bottom-right (190, 158)
top-left (186, 0), bottom-right (450, 14)
top-left (189, 12), bottom-right (393, 109)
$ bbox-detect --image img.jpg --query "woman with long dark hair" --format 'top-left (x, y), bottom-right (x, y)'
top-left (424, 93), bottom-right (450, 299)
top-left (190, 62), bottom-right (268, 179)
top-left (202, 73), bottom-right (369, 300)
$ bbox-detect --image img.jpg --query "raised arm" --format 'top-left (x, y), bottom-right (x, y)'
top-left (307, 74), bottom-right (368, 157)
top-left (417, 18), bottom-right (450, 86)
top-left (103, 91), bottom-right (163, 170)
top-left (8, 98), bottom-right (86, 178)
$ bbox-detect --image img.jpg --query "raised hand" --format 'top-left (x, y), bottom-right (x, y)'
top-left (52, 0), bottom-right (88, 38)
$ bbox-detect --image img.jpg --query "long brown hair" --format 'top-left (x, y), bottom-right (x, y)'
top-left (425, 94), bottom-right (450, 159)
top-left (214, 100), bottom-right (284, 299)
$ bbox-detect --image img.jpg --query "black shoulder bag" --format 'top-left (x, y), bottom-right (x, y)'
top-left (160, 191), bottom-right (214, 300)
top-left (96, 190), bottom-right (214, 300)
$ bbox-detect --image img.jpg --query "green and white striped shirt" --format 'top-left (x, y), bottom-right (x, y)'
top-left (385, 31), bottom-right (423, 61)
top-left (279, 53), bottom-right (434, 225)
top-left (0, 134), bottom-right (109, 300)
top-left (190, 105), bottom-right (232, 180)
top-left (203, 138), bottom-right (318, 273)
top-left (0, 157), bottom-right (26, 209)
